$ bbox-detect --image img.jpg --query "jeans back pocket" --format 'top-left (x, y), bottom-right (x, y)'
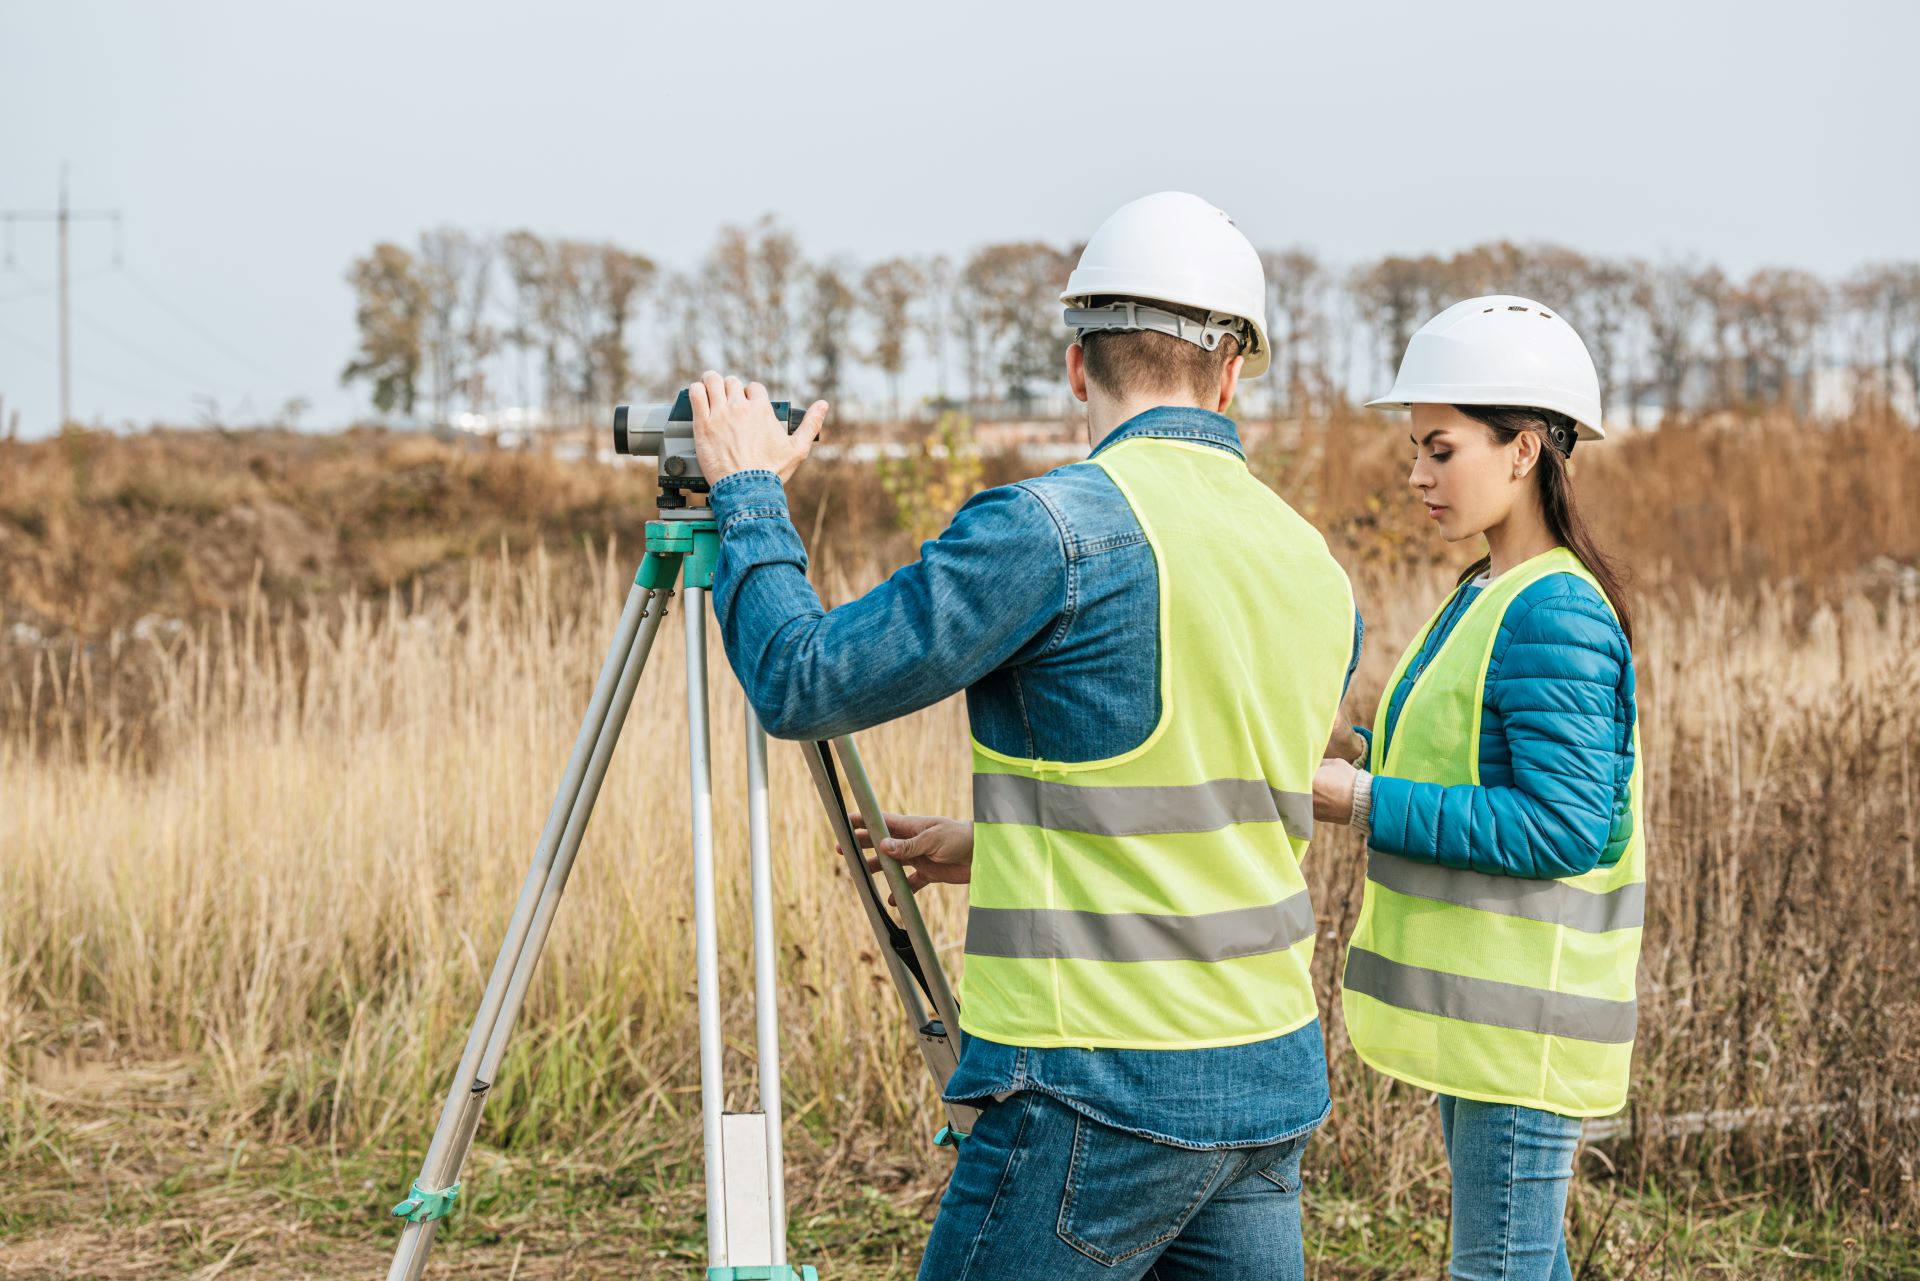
top-left (1055, 1113), bottom-right (1229, 1267)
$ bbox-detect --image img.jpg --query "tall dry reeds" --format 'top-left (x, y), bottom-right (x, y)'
top-left (5, 558), bottom-right (1916, 1222)
top-left (0, 546), bottom-right (975, 1195)
top-left (2, 416), bottom-right (1918, 1232)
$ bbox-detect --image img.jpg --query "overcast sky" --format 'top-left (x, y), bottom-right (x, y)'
top-left (2, 0), bottom-right (1916, 437)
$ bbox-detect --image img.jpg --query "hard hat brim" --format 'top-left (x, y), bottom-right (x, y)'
top-left (1364, 389), bottom-right (1604, 441)
top-left (1061, 269), bottom-right (1270, 377)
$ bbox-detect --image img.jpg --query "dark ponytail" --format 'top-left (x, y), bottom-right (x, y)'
top-left (1456, 405), bottom-right (1634, 646)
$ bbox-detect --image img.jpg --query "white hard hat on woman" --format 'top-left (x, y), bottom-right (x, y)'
top-left (1366, 295), bottom-right (1604, 453)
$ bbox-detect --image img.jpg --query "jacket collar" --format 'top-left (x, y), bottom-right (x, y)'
top-left (1089, 405), bottom-right (1245, 460)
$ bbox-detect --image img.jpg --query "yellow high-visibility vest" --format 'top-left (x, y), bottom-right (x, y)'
top-left (1343, 546), bottom-right (1645, 1116)
top-left (961, 436), bottom-right (1355, 1049)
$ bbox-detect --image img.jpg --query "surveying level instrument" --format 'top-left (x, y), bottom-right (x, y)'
top-left (383, 401), bottom-right (971, 1281)
top-left (612, 388), bottom-right (810, 508)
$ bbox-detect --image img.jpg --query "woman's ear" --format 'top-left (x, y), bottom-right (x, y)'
top-left (1511, 429), bottom-right (1543, 481)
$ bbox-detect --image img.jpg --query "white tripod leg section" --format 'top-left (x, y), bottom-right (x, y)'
top-left (744, 704), bottom-right (788, 1266)
top-left (682, 587), bottom-right (735, 1267)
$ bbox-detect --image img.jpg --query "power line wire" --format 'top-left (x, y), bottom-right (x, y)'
top-left (0, 315), bottom-right (176, 405)
top-left (72, 305), bottom-right (223, 389)
top-left (115, 265), bottom-right (297, 385)
top-left (0, 317), bottom-right (57, 361)
top-left (0, 263), bottom-right (54, 302)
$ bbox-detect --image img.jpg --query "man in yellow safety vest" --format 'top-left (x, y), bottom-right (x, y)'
top-left (690, 192), bottom-right (1360, 1280)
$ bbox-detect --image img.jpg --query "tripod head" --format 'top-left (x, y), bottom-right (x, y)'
top-left (612, 390), bottom-right (806, 508)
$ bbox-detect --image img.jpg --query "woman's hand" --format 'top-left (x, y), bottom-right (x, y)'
top-left (1313, 759), bottom-right (1359, 825)
top-left (844, 812), bottom-right (973, 901)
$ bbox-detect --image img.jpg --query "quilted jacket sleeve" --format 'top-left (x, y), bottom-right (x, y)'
top-left (1367, 577), bottom-right (1635, 879)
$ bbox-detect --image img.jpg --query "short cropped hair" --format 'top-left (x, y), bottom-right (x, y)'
top-left (1077, 295), bottom-right (1244, 404)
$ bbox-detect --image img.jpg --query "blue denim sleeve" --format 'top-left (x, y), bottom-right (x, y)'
top-left (1345, 612), bottom-right (1364, 699)
top-left (707, 469), bottom-right (1068, 740)
top-left (1366, 593), bottom-right (1630, 879)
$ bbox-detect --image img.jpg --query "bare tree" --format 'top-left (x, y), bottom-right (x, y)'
top-left (1571, 258), bottom-right (1636, 424)
top-left (502, 230), bottom-right (561, 420)
top-left (1348, 254), bottom-right (1452, 386)
top-left (1630, 259), bottom-right (1714, 421)
top-left (1262, 248), bottom-right (1327, 418)
top-left (1692, 265), bottom-right (1747, 410)
top-left (1844, 262), bottom-right (1920, 423)
top-left (861, 256), bottom-right (924, 420)
top-left (341, 243), bottom-right (426, 417)
top-left (1447, 240), bottom-right (1527, 296)
top-left (1739, 267), bottom-right (1827, 417)
top-left (706, 215), bottom-right (805, 389)
top-left (949, 263), bottom-right (995, 412)
top-left (804, 259), bottom-right (856, 404)
top-left (921, 253), bottom-right (955, 406)
top-left (1509, 244), bottom-right (1591, 312)
top-left (574, 242), bottom-right (656, 408)
top-left (417, 228), bottom-right (462, 424)
top-left (351, 223), bottom-right (1889, 431)
top-left (417, 227), bottom-right (497, 421)
top-left (963, 242), bottom-right (1072, 409)
top-left (658, 271), bottom-right (710, 390)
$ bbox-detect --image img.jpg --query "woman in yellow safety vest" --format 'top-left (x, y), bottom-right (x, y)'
top-left (1313, 296), bottom-right (1643, 1281)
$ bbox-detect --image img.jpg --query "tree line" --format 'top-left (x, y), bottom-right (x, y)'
top-left (342, 220), bottom-right (1920, 427)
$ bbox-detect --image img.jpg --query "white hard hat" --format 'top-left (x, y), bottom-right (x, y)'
top-left (1061, 191), bottom-right (1272, 378)
top-left (1366, 295), bottom-right (1604, 440)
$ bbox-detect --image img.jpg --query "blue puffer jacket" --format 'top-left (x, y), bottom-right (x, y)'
top-left (1364, 571), bottom-right (1636, 879)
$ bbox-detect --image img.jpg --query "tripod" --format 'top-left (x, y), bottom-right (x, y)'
top-left (385, 508), bottom-right (976, 1281)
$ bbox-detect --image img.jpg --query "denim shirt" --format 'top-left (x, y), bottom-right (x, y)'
top-left (709, 407), bottom-right (1361, 1149)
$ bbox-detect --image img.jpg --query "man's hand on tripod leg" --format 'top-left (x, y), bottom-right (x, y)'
top-left (843, 812), bottom-right (974, 904)
top-left (688, 371), bottom-right (828, 485)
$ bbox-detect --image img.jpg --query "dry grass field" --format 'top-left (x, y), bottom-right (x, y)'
top-left (2, 417), bottom-right (1918, 1278)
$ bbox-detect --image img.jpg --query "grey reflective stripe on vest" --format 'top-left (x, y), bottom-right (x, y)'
top-left (1367, 853), bottom-right (1646, 934)
top-left (974, 774), bottom-right (1314, 842)
top-left (1344, 947), bottom-right (1638, 1044)
top-left (966, 889), bottom-right (1315, 964)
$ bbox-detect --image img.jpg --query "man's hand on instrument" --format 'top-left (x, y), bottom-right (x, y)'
top-left (844, 811), bottom-right (974, 902)
top-left (687, 370), bottom-right (828, 486)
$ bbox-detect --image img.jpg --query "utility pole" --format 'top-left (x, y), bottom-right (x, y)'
top-left (3, 166), bottom-right (122, 427)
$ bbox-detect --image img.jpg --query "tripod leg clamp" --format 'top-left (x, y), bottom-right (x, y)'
top-left (706, 1268), bottom-right (819, 1279)
top-left (391, 1179), bottom-right (461, 1223)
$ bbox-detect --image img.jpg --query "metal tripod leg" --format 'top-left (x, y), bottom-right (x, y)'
top-left (687, 587), bottom-right (795, 1274)
top-left (385, 513), bottom-right (815, 1279)
top-left (386, 582), bottom-right (669, 1281)
top-left (684, 584), bottom-right (729, 1262)
top-left (746, 703), bottom-right (790, 1266)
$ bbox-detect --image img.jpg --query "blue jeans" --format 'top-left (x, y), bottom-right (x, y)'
top-left (918, 1090), bottom-right (1311, 1281)
top-left (1438, 1095), bottom-right (1582, 1281)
